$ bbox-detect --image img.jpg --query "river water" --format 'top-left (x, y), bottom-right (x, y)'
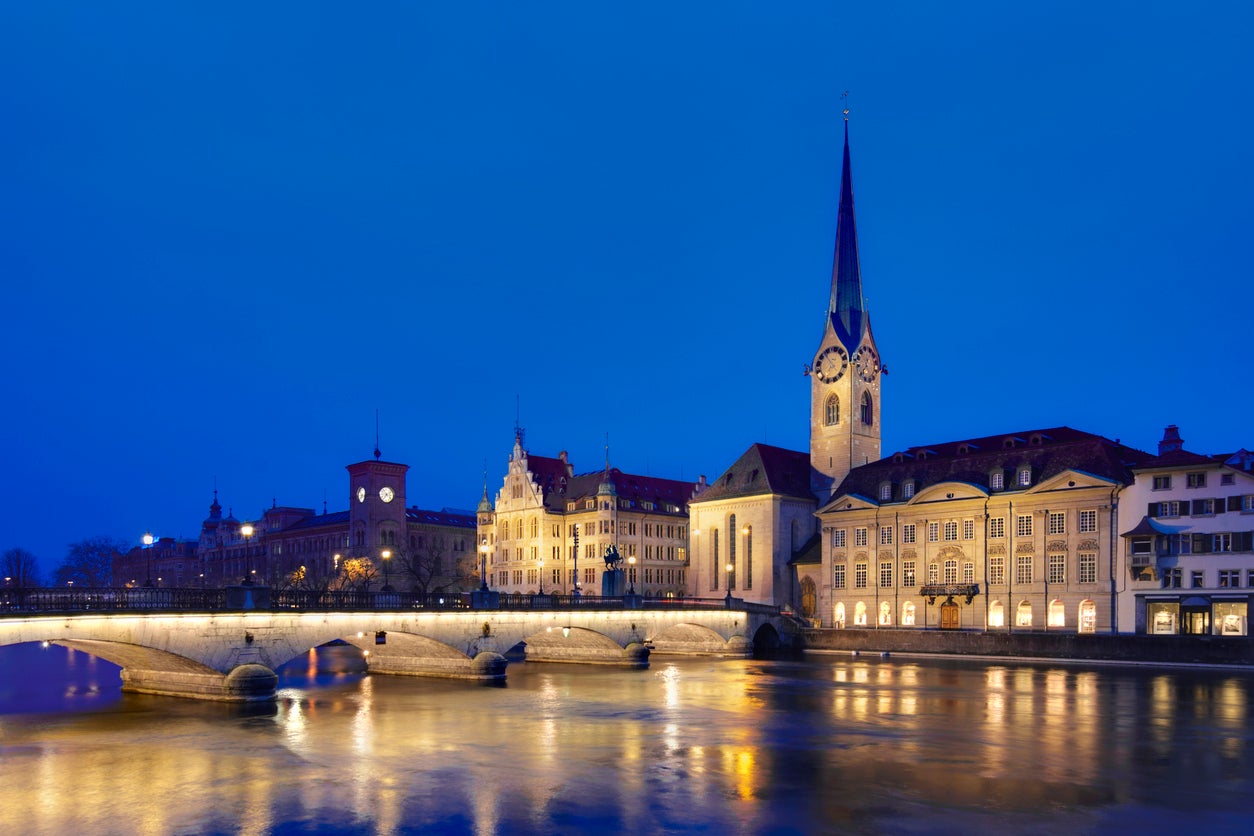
top-left (0, 643), bottom-right (1250, 835)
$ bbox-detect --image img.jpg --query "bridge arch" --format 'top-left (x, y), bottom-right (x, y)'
top-left (651, 622), bottom-right (750, 656)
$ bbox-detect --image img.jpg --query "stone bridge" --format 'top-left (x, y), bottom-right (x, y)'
top-left (0, 602), bottom-right (793, 702)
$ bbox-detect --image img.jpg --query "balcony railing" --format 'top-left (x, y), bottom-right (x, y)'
top-left (0, 587), bottom-right (778, 616)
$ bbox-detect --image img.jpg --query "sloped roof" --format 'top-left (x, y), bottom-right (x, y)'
top-left (789, 532), bottom-right (822, 566)
top-left (829, 427), bottom-right (1150, 505)
top-left (407, 507), bottom-right (476, 529)
top-left (540, 467), bottom-right (696, 516)
top-left (284, 510), bottom-right (351, 531)
top-left (694, 443), bottom-right (816, 503)
top-left (1133, 448), bottom-right (1217, 469)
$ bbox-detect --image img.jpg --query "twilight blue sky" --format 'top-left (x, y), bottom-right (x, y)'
top-left (2, 3), bottom-right (1252, 572)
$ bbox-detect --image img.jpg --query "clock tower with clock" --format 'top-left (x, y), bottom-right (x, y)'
top-left (809, 117), bottom-right (882, 498)
top-left (347, 455), bottom-right (409, 557)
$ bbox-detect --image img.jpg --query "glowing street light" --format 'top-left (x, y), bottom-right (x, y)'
top-left (725, 562), bottom-right (734, 606)
top-left (478, 537), bottom-right (490, 591)
top-left (538, 558), bottom-right (545, 595)
top-left (240, 523), bottom-right (255, 586)
top-left (142, 532), bottom-right (155, 588)
top-left (381, 549), bottom-right (393, 592)
top-left (627, 555), bottom-right (637, 596)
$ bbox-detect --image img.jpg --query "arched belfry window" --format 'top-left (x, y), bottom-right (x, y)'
top-left (860, 391), bottom-right (873, 426)
top-left (825, 394), bottom-right (840, 426)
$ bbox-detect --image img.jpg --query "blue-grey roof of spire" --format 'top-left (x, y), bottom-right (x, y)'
top-left (827, 120), bottom-right (866, 353)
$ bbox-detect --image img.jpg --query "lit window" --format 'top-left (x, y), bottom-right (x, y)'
top-left (1018, 468), bottom-right (1032, 487)
top-left (902, 561), bottom-right (916, 586)
top-left (854, 527), bottom-right (868, 547)
top-left (989, 557), bottom-right (1005, 585)
top-left (1048, 553), bottom-right (1066, 584)
top-left (903, 481), bottom-right (915, 499)
top-left (990, 472), bottom-right (1004, 491)
top-left (1079, 552), bottom-right (1097, 584)
top-left (832, 529), bottom-right (847, 549)
top-left (880, 483), bottom-right (892, 501)
top-left (1015, 555), bottom-right (1033, 584)
top-left (943, 559), bottom-right (958, 584)
top-left (1079, 510), bottom-right (1097, 532)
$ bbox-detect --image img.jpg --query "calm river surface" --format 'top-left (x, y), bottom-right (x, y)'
top-left (1, 643), bottom-right (1251, 835)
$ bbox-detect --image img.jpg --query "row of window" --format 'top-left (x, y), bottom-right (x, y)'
top-left (1152, 472), bottom-right (1238, 490)
top-left (831, 511), bottom-right (1098, 549)
top-left (832, 599), bottom-right (1099, 632)
top-left (496, 519), bottom-right (688, 541)
top-left (1130, 531), bottom-right (1254, 558)
top-left (492, 567), bottom-right (688, 588)
top-left (1149, 496), bottom-right (1254, 518)
top-left (1161, 568), bottom-right (1254, 589)
top-left (822, 392), bottom-right (875, 428)
top-left (833, 553), bottom-right (1100, 589)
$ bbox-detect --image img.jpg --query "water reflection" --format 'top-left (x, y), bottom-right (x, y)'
top-left (1, 644), bottom-right (1252, 833)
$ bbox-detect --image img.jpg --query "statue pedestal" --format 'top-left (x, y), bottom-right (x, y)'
top-left (471, 589), bottom-right (499, 609)
top-left (225, 584), bottom-right (271, 610)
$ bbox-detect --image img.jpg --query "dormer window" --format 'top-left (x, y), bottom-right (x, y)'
top-left (902, 480), bottom-right (915, 499)
top-left (1017, 467), bottom-right (1032, 487)
top-left (879, 482), bottom-right (893, 501)
top-left (990, 471), bottom-right (1005, 491)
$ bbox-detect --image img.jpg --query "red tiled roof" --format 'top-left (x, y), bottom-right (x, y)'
top-left (693, 443), bottom-right (815, 503)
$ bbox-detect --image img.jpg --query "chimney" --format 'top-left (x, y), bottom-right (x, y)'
top-left (1159, 425), bottom-right (1184, 455)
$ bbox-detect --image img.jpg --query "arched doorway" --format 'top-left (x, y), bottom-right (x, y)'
top-left (988, 600), bottom-right (1005, 628)
top-left (1078, 599), bottom-right (1097, 634)
top-left (902, 601), bottom-right (916, 626)
top-left (1048, 599), bottom-right (1065, 628)
top-left (834, 602), bottom-right (846, 629)
top-left (1016, 601), bottom-right (1034, 628)
top-left (854, 601), bottom-right (867, 626)
top-left (939, 600), bottom-right (960, 630)
top-left (878, 601), bottom-right (892, 626)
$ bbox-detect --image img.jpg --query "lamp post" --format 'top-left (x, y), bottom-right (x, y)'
top-left (478, 537), bottom-right (490, 591)
top-left (538, 558), bottom-right (545, 595)
top-left (627, 555), bottom-right (637, 596)
top-left (725, 562), bottom-right (734, 606)
top-left (381, 549), bottom-right (393, 592)
top-left (240, 523), bottom-right (255, 586)
top-left (142, 532), bottom-right (155, 588)
top-left (572, 523), bottom-right (581, 597)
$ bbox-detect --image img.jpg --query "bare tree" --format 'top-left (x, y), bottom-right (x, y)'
top-left (331, 557), bottom-right (378, 591)
top-left (397, 535), bottom-right (478, 594)
top-left (54, 537), bottom-right (127, 587)
top-left (2, 547), bottom-right (43, 588)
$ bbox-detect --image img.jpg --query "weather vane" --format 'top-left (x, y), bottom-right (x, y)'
top-left (841, 90), bottom-right (850, 121)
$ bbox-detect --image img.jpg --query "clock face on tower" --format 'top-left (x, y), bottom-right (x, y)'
top-left (379, 486), bottom-right (395, 503)
top-left (814, 345), bottom-right (849, 383)
top-left (356, 486), bottom-right (366, 503)
top-left (853, 346), bottom-right (880, 383)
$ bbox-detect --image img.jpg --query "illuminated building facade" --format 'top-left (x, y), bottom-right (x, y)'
top-left (187, 455), bottom-right (476, 590)
top-left (690, 117), bottom-right (878, 614)
top-left (1121, 425), bottom-right (1254, 635)
top-left (817, 427), bottom-right (1147, 632)
top-left (477, 432), bottom-right (699, 597)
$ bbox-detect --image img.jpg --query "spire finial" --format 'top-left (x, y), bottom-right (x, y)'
top-left (374, 409), bottom-right (381, 460)
top-left (841, 89), bottom-right (850, 121)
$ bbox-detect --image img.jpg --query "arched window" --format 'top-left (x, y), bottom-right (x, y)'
top-left (530, 517), bottom-right (538, 538)
top-left (834, 602), bottom-right (846, 628)
top-left (861, 391), bottom-right (873, 426)
top-left (1048, 599), bottom-right (1066, 628)
top-left (515, 519), bottom-right (523, 540)
top-left (854, 601), bottom-right (868, 626)
top-left (879, 601), bottom-right (892, 626)
top-left (1016, 600), bottom-right (1034, 627)
top-left (711, 528), bottom-right (720, 591)
top-left (825, 394), bottom-right (840, 426)
top-left (943, 559), bottom-right (958, 584)
top-left (800, 577), bottom-right (817, 618)
top-left (989, 600), bottom-right (1005, 628)
top-left (727, 514), bottom-right (737, 590)
top-left (902, 601), bottom-right (916, 626)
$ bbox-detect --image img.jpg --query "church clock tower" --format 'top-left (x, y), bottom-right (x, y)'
top-left (810, 116), bottom-right (882, 498)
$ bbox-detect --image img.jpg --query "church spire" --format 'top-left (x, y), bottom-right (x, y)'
top-left (827, 109), bottom-right (866, 353)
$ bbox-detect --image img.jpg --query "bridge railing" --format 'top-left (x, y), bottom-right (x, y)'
top-left (0, 587), bottom-right (779, 616)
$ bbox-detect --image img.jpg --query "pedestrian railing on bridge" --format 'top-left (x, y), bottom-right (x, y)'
top-left (0, 587), bottom-right (778, 617)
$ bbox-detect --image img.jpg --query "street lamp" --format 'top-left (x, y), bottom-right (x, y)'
top-left (479, 537), bottom-right (490, 591)
top-left (725, 562), bottom-right (734, 606)
top-left (538, 558), bottom-right (545, 595)
top-left (381, 549), bottom-right (393, 592)
top-left (627, 555), bottom-right (637, 596)
top-left (142, 532), bottom-right (155, 588)
top-left (240, 523), bottom-right (255, 586)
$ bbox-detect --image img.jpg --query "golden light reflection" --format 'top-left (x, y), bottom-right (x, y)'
top-left (734, 749), bottom-right (756, 799)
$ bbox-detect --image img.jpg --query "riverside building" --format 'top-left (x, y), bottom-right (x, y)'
top-left (477, 431), bottom-right (700, 597)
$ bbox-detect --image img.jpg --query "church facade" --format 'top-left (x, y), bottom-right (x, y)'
top-left (690, 116), bottom-right (880, 615)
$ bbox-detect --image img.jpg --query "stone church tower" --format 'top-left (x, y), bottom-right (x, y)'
top-left (809, 118), bottom-right (882, 499)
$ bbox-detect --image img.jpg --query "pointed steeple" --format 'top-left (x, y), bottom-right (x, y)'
top-left (827, 117), bottom-right (866, 353)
